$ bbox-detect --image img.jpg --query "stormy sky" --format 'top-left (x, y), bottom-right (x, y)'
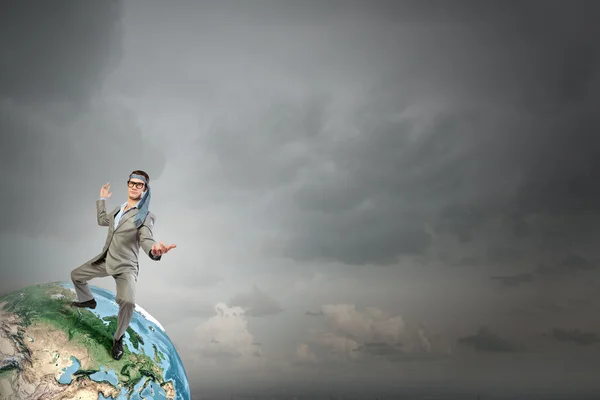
top-left (2, 0), bottom-right (600, 398)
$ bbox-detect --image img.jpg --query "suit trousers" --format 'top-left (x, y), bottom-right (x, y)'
top-left (70, 258), bottom-right (138, 340)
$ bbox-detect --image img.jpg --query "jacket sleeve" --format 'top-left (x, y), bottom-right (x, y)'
top-left (139, 212), bottom-right (162, 261)
top-left (96, 199), bottom-right (110, 227)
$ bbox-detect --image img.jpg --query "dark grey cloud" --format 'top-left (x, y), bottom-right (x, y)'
top-left (509, 295), bottom-right (598, 318)
top-left (186, 1), bottom-right (600, 268)
top-left (558, 253), bottom-right (596, 271)
top-left (448, 256), bottom-right (480, 268)
top-left (544, 328), bottom-right (600, 346)
top-left (353, 341), bottom-right (449, 362)
top-left (0, 1), bottom-right (122, 104)
top-left (354, 341), bottom-right (403, 357)
top-left (457, 327), bottom-right (526, 353)
top-left (564, 297), bottom-right (596, 309)
top-left (229, 285), bottom-right (284, 317)
top-left (538, 297), bottom-right (597, 314)
top-left (532, 254), bottom-right (599, 281)
top-left (0, 0), bottom-right (166, 242)
top-left (305, 310), bottom-right (324, 316)
top-left (537, 301), bottom-right (568, 315)
top-left (484, 246), bottom-right (528, 266)
top-left (490, 273), bottom-right (535, 287)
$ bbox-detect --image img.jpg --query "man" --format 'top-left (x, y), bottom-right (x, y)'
top-left (70, 170), bottom-right (176, 361)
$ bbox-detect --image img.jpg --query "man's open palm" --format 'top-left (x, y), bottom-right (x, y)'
top-left (100, 182), bottom-right (112, 198)
top-left (152, 242), bottom-right (177, 256)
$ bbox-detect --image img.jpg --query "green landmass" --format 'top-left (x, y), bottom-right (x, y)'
top-left (0, 368), bottom-right (18, 382)
top-left (153, 343), bottom-right (167, 364)
top-left (0, 361), bottom-right (19, 374)
top-left (0, 282), bottom-right (166, 393)
top-left (101, 315), bottom-right (145, 351)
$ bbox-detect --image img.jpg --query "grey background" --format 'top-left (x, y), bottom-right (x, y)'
top-left (2, 1), bottom-right (600, 398)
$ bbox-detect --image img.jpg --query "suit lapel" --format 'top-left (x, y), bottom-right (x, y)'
top-left (109, 206), bottom-right (120, 231)
top-left (115, 208), bottom-right (139, 231)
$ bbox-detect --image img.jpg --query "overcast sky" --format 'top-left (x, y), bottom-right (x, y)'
top-left (2, 0), bottom-right (600, 398)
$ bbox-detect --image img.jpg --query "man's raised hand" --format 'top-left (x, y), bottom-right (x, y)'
top-left (100, 182), bottom-right (112, 198)
top-left (151, 242), bottom-right (177, 257)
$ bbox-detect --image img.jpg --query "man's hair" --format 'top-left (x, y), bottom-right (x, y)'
top-left (129, 170), bottom-right (150, 184)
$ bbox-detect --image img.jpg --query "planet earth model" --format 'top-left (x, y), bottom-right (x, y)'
top-left (0, 281), bottom-right (190, 399)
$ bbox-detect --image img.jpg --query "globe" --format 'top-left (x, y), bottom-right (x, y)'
top-left (0, 281), bottom-right (191, 400)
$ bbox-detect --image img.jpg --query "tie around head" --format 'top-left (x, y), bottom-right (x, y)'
top-left (129, 173), bottom-right (151, 229)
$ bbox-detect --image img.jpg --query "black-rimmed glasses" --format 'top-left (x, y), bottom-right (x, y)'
top-left (127, 180), bottom-right (145, 189)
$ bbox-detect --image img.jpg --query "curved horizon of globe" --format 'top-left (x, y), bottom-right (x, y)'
top-left (0, 281), bottom-right (191, 400)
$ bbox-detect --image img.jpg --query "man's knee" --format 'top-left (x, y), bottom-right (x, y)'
top-left (70, 266), bottom-right (83, 283)
top-left (71, 260), bottom-right (105, 283)
top-left (116, 297), bottom-right (136, 309)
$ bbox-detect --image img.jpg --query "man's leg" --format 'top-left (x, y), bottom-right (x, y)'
top-left (111, 271), bottom-right (137, 360)
top-left (71, 259), bottom-right (109, 303)
top-left (113, 271), bottom-right (137, 340)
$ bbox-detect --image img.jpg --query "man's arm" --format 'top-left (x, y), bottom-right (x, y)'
top-left (96, 199), bottom-right (110, 226)
top-left (139, 212), bottom-right (162, 261)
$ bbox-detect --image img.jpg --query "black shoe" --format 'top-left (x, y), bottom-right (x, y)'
top-left (112, 335), bottom-right (124, 360)
top-left (71, 299), bottom-right (97, 309)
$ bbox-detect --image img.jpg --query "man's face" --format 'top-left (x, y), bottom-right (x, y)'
top-left (127, 178), bottom-right (146, 200)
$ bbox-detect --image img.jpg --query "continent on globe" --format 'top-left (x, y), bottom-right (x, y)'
top-left (0, 282), bottom-right (190, 400)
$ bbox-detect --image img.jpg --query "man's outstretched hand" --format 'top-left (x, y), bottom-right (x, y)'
top-left (151, 242), bottom-right (177, 257)
top-left (100, 182), bottom-right (112, 198)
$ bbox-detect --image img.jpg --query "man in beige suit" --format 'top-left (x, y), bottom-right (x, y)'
top-left (70, 170), bottom-right (176, 360)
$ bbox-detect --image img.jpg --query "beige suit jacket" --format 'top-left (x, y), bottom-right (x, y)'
top-left (86, 199), bottom-right (161, 275)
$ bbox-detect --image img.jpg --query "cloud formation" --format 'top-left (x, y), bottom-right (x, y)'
top-left (229, 285), bottom-right (284, 317)
top-left (173, 0), bottom-right (600, 271)
top-left (296, 304), bottom-right (449, 365)
top-left (490, 273), bottom-right (535, 287)
top-left (457, 327), bottom-right (526, 353)
top-left (192, 302), bottom-right (264, 370)
top-left (544, 328), bottom-right (600, 346)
